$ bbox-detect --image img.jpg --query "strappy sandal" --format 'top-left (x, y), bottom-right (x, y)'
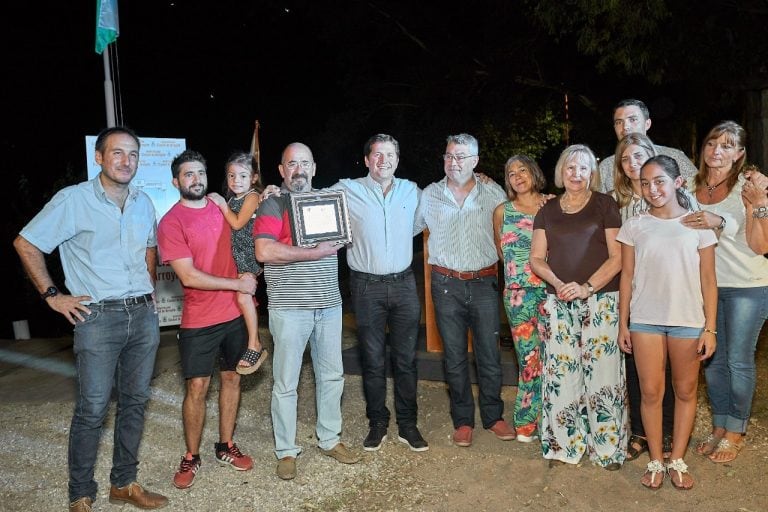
top-left (708, 437), bottom-right (745, 464)
top-left (666, 458), bottom-right (693, 490)
top-left (641, 459), bottom-right (665, 490)
top-left (626, 434), bottom-right (648, 461)
top-left (236, 348), bottom-right (268, 375)
top-left (696, 432), bottom-right (723, 456)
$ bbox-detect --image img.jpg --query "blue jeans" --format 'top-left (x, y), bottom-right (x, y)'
top-left (431, 272), bottom-right (503, 429)
top-left (704, 286), bottom-right (768, 433)
top-left (350, 270), bottom-right (421, 429)
top-left (69, 300), bottom-right (160, 502)
top-left (269, 306), bottom-right (344, 459)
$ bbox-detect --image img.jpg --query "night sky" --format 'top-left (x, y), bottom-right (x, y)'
top-left (4, 1), bottom-right (767, 337)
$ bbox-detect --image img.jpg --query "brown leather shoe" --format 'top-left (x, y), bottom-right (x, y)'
top-left (453, 425), bottom-right (473, 447)
top-left (109, 482), bottom-right (169, 509)
top-left (488, 419), bottom-right (516, 441)
top-left (320, 442), bottom-right (361, 464)
top-left (69, 497), bottom-right (93, 512)
top-left (277, 456), bottom-right (297, 480)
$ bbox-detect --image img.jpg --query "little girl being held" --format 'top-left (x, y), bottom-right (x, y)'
top-left (208, 151), bottom-right (275, 375)
top-left (617, 155), bottom-right (717, 490)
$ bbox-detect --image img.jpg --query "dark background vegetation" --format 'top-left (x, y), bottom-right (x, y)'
top-left (4, 0), bottom-right (768, 338)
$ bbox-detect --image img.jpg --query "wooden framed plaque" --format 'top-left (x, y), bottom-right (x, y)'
top-left (288, 190), bottom-right (353, 247)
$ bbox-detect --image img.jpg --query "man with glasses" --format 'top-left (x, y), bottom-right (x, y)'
top-left (254, 142), bottom-right (361, 480)
top-left (415, 133), bottom-right (515, 448)
top-left (598, 98), bottom-right (697, 193)
top-left (329, 134), bottom-right (428, 453)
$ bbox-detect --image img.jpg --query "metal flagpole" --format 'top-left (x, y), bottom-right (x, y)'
top-left (103, 46), bottom-right (116, 128)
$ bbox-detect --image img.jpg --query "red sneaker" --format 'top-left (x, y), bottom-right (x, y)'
top-left (215, 442), bottom-right (253, 471)
top-left (173, 456), bottom-right (201, 489)
top-left (488, 419), bottom-right (516, 441)
top-left (516, 423), bottom-right (539, 443)
top-left (453, 425), bottom-right (473, 447)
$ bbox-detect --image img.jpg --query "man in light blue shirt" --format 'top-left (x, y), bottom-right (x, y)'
top-left (14, 127), bottom-right (167, 512)
top-left (330, 134), bottom-right (428, 453)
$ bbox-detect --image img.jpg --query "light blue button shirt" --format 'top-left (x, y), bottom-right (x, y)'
top-left (330, 175), bottom-right (420, 275)
top-left (19, 175), bottom-right (157, 303)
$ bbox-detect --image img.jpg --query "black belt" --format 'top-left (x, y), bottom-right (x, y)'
top-left (97, 293), bottom-right (153, 307)
top-left (350, 268), bottom-right (412, 283)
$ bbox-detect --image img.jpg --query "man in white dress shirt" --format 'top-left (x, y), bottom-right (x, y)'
top-left (416, 133), bottom-right (516, 448)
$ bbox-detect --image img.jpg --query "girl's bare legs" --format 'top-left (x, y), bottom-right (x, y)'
top-left (632, 331), bottom-right (666, 486)
top-left (237, 276), bottom-right (263, 369)
top-left (665, 336), bottom-right (700, 489)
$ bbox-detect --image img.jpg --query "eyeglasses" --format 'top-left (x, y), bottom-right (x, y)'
top-left (283, 160), bottom-right (313, 171)
top-left (443, 154), bottom-right (477, 164)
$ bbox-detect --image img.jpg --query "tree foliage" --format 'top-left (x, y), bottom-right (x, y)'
top-left (526, 0), bottom-right (768, 87)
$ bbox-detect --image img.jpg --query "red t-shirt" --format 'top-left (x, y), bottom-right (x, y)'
top-left (157, 200), bottom-right (240, 328)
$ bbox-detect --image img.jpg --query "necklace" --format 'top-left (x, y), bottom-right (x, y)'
top-left (706, 176), bottom-right (729, 197)
top-left (514, 193), bottom-right (543, 215)
top-left (560, 191), bottom-right (591, 213)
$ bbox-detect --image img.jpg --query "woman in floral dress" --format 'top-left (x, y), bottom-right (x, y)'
top-left (493, 155), bottom-right (548, 442)
top-left (530, 145), bottom-right (628, 470)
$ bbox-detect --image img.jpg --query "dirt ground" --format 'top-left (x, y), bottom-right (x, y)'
top-left (1, 321), bottom-right (767, 512)
top-left (334, 326), bottom-right (768, 512)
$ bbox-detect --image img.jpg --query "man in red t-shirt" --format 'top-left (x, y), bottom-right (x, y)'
top-left (158, 149), bottom-right (257, 490)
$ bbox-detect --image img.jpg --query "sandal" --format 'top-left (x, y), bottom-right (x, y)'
top-left (641, 459), bottom-right (665, 490)
top-left (666, 458), bottom-right (693, 490)
top-left (236, 348), bottom-right (268, 375)
top-left (696, 432), bottom-right (723, 456)
top-left (708, 437), bottom-right (745, 464)
top-left (626, 434), bottom-right (648, 461)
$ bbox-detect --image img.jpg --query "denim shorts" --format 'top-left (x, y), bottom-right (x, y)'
top-left (629, 322), bottom-right (702, 339)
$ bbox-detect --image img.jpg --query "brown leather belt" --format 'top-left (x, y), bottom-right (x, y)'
top-left (431, 264), bottom-right (497, 280)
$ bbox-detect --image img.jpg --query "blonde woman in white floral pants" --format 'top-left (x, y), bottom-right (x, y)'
top-left (530, 144), bottom-right (628, 470)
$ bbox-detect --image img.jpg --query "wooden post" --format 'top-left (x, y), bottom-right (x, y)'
top-left (250, 120), bottom-right (261, 174)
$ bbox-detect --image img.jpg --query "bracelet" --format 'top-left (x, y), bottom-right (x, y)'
top-left (754, 205), bottom-right (768, 219)
top-left (703, 328), bottom-right (717, 335)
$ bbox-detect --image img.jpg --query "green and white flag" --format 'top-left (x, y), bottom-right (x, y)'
top-left (95, 0), bottom-right (119, 54)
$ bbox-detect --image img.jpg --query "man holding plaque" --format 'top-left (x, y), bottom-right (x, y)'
top-left (416, 133), bottom-right (514, 448)
top-left (254, 142), bottom-right (360, 481)
top-left (330, 134), bottom-right (428, 453)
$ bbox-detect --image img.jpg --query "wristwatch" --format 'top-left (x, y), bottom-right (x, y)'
top-left (585, 281), bottom-right (595, 297)
top-left (40, 286), bottom-right (59, 300)
top-left (715, 216), bottom-right (726, 230)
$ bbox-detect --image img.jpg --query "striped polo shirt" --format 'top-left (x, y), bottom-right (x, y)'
top-left (253, 192), bottom-right (341, 310)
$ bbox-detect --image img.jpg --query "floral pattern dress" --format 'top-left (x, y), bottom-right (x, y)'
top-left (499, 201), bottom-right (547, 435)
